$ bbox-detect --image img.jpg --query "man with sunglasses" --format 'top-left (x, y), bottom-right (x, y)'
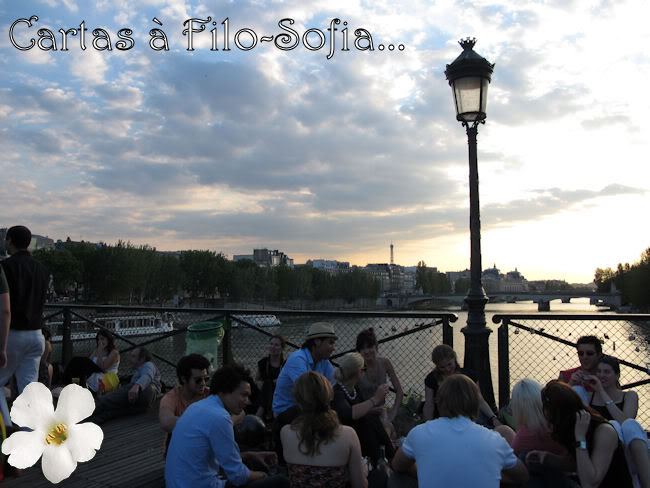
top-left (558, 335), bottom-right (603, 390)
top-left (160, 353), bottom-right (211, 456)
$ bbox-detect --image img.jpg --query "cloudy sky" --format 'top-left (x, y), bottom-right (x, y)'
top-left (1, 0), bottom-right (649, 283)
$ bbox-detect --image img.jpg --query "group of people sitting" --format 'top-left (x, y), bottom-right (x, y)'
top-left (161, 325), bottom-right (650, 488)
top-left (38, 328), bottom-right (162, 425)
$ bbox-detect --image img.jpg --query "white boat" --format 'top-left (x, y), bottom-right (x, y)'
top-left (231, 314), bottom-right (281, 328)
top-left (49, 313), bottom-right (175, 342)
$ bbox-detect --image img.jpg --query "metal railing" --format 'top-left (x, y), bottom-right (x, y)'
top-left (44, 305), bottom-right (650, 428)
top-left (44, 305), bottom-right (456, 398)
top-left (494, 313), bottom-right (650, 428)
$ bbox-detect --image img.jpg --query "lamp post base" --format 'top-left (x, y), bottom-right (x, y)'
top-left (461, 292), bottom-right (496, 411)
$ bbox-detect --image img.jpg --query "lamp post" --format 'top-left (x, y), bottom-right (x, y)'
top-left (445, 38), bottom-right (496, 409)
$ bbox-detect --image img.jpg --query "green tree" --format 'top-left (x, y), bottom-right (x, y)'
top-left (415, 261), bottom-right (429, 292)
top-left (594, 267), bottom-right (615, 292)
top-left (454, 277), bottom-right (470, 294)
top-left (433, 272), bottom-right (452, 294)
top-left (179, 250), bottom-right (221, 298)
top-left (64, 239), bottom-right (99, 301)
top-left (231, 259), bottom-right (257, 303)
top-left (147, 253), bottom-right (183, 305)
top-left (33, 248), bottom-right (82, 294)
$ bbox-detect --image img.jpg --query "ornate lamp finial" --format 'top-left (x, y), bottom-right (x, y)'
top-left (459, 37), bottom-right (477, 50)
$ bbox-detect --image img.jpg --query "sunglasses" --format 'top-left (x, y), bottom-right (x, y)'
top-left (578, 350), bottom-right (596, 357)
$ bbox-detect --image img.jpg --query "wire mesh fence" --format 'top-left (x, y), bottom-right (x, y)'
top-left (44, 305), bottom-right (650, 429)
top-left (228, 311), bottom-right (455, 409)
top-left (44, 306), bottom-right (455, 397)
top-left (495, 314), bottom-right (650, 429)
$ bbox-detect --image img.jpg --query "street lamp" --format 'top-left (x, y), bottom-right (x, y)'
top-left (445, 38), bottom-right (496, 409)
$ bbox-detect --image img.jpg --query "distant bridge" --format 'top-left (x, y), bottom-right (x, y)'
top-left (378, 291), bottom-right (622, 311)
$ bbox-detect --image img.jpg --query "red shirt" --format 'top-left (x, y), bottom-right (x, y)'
top-left (558, 366), bottom-right (580, 383)
top-left (160, 385), bottom-right (209, 457)
top-left (558, 366), bottom-right (596, 392)
top-left (512, 425), bottom-right (567, 456)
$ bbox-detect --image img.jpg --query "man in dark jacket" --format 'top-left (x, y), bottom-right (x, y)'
top-left (0, 225), bottom-right (49, 427)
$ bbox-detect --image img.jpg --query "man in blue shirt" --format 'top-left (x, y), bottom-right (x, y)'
top-left (165, 363), bottom-right (288, 488)
top-left (90, 346), bottom-right (161, 424)
top-left (271, 322), bottom-right (337, 461)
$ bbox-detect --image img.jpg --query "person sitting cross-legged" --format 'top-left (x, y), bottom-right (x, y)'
top-left (159, 353), bottom-right (211, 457)
top-left (281, 371), bottom-right (368, 488)
top-left (165, 362), bottom-right (289, 488)
top-left (272, 322), bottom-right (338, 463)
top-left (392, 374), bottom-right (528, 488)
top-left (423, 344), bottom-right (500, 427)
top-left (558, 335), bottom-right (603, 393)
top-left (526, 380), bottom-right (634, 488)
top-left (89, 346), bottom-right (161, 424)
top-left (494, 378), bottom-right (569, 487)
top-left (583, 355), bottom-right (650, 488)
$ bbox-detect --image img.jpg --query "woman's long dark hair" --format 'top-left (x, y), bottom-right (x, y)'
top-left (542, 380), bottom-right (607, 451)
top-left (291, 372), bottom-right (341, 457)
top-left (96, 329), bottom-right (116, 352)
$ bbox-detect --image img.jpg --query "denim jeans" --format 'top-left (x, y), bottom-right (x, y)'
top-left (0, 329), bottom-right (46, 427)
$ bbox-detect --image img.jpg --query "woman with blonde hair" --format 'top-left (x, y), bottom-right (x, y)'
top-left (332, 352), bottom-right (393, 465)
top-left (280, 371), bottom-right (367, 488)
top-left (496, 378), bottom-right (566, 456)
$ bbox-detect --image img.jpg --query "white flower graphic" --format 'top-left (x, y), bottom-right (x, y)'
top-left (1, 382), bottom-right (103, 484)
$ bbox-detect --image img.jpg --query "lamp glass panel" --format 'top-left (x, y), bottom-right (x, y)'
top-left (453, 76), bottom-right (482, 115)
top-left (480, 78), bottom-right (489, 114)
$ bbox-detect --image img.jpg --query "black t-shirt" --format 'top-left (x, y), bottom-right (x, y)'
top-left (332, 383), bottom-right (361, 425)
top-left (424, 367), bottom-right (477, 419)
top-left (257, 356), bottom-right (283, 382)
top-left (1, 250), bottom-right (49, 330)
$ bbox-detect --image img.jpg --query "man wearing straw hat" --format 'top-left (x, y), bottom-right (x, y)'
top-left (271, 322), bottom-right (338, 461)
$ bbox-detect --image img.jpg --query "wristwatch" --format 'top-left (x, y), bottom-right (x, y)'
top-left (575, 440), bottom-right (587, 450)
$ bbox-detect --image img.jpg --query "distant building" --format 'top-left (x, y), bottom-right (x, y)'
top-left (528, 279), bottom-right (572, 292)
top-left (307, 259), bottom-right (350, 274)
top-left (232, 254), bottom-right (255, 262)
top-left (0, 228), bottom-right (54, 256)
top-left (502, 268), bottom-right (529, 293)
top-left (446, 269), bottom-right (471, 293)
top-left (481, 264), bottom-right (528, 293)
top-left (233, 248), bottom-right (293, 267)
top-left (365, 264), bottom-right (391, 293)
top-left (364, 263), bottom-right (415, 294)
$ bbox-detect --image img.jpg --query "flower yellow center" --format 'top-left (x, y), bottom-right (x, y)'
top-left (45, 423), bottom-right (68, 445)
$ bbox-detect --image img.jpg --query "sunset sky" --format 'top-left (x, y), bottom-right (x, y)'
top-left (1, 0), bottom-right (649, 283)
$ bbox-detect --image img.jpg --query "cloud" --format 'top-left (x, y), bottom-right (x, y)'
top-left (581, 114), bottom-right (631, 130)
top-left (1, 0), bottom-right (650, 280)
top-left (484, 185), bottom-right (647, 226)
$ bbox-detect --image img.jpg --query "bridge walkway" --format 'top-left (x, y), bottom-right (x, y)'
top-left (3, 404), bottom-right (165, 488)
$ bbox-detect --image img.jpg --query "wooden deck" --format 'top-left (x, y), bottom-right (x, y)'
top-left (4, 407), bottom-right (165, 488)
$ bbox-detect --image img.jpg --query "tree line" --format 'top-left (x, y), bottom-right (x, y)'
top-left (594, 247), bottom-right (650, 310)
top-left (415, 261), bottom-right (453, 294)
top-left (33, 240), bottom-right (380, 305)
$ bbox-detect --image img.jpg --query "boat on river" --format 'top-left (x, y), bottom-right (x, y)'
top-left (49, 313), bottom-right (175, 342)
top-left (231, 314), bottom-right (281, 328)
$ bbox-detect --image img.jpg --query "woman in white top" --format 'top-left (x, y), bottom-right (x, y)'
top-left (87, 329), bottom-right (120, 393)
top-left (281, 371), bottom-right (368, 488)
